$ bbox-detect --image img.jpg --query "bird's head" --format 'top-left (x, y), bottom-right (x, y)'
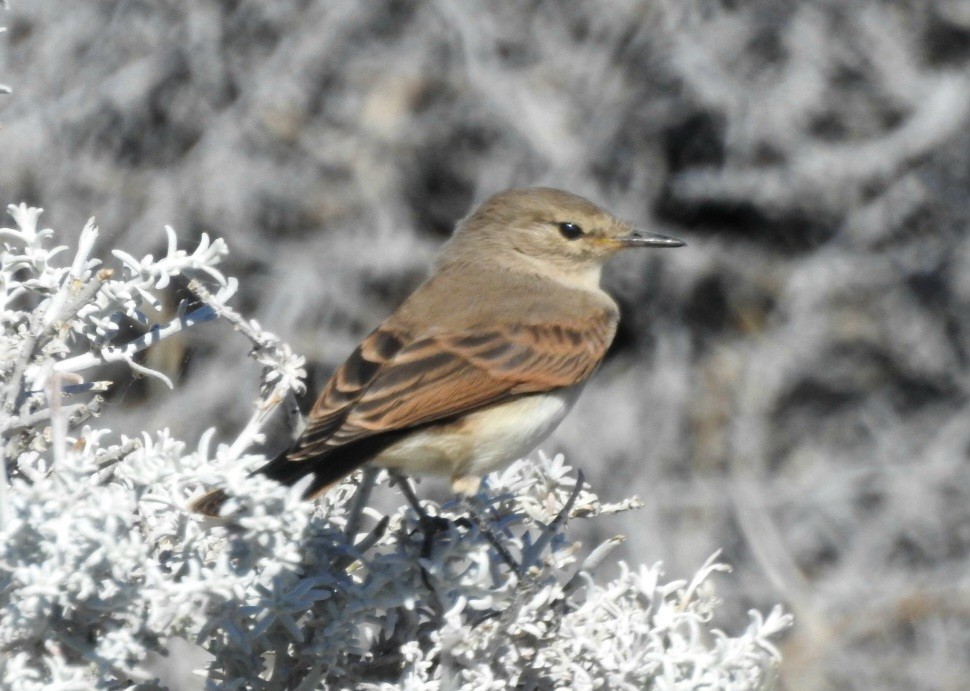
top-left (446, 187), bottom-right (684, 283)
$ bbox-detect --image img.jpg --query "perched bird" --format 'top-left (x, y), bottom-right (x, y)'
top-left (192, 187), bottom-right (683, 516)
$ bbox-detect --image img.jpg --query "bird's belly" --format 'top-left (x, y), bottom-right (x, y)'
top-left (372, 388), bottom-right (582, 478)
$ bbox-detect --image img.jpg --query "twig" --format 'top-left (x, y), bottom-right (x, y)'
top-left (8, 248), bottom-right (110, 409)
top-left (226, 389), bottom-right (281, 461)
top-left (292, 665), bottom-right (327, 691)
top-left (187, 279), bottom-right (304, 460)
top-left (40, 220), bottom-right (100, 330)
top-left (5, 402), bottom-right (92, 432)
top-left (520, 470), bottom-right (585, 570)
top-left (54, 268), bottom-right (113, 331)
top-left (281, 389), bottom-right (306, 441)
top-left (462, 495), bottom-right (523, 577)
top-left (48, 373), bottom-right (67, 470)
top-left (187, 280), bottom-right (271, 349)
top-left (54, 305), bottom-right (216, 376)
top-left (676, 551), bottom-right (730, 613)
top-left (95, 438), bottom-right (142, 468)
top-left (563, 535), bottom-right (626, 597)
top-left (61, 382), bottom-right (112, 396)
top-left (4, 309), bottom-right (44, 413)
top-left (332, 515), bottom-right (390, 572)
top-left (344, 467), bottom-right (379, 542)
top-left (354, 515), bottom-right (389, 554)
top-left (69, 395), bottom-right (106, 428)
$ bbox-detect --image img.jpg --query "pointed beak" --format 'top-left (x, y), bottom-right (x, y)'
top-left (616, 230), bottom-right (686, 248)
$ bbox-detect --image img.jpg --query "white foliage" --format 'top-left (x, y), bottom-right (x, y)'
top-left (0, 208), bottom-right (790, 688)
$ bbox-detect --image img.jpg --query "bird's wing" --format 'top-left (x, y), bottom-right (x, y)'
top-left (287, 310), bottom-right (616, 461)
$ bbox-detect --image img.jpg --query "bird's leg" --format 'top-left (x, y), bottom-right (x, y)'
top-left (461, 493), bottom-right (523, 578)
top-left (392, 472), bottom-right (521, 575)
top-left (390, 472), bottom-right (450, 555)
top-left (390, 471), bottom-right (429, 521)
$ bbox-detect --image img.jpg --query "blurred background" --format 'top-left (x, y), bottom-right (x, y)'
top-left (4, 1), bottom-right (970, 688)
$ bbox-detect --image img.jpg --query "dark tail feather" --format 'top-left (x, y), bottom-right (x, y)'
top-left (275, 431), bottom-right (409, 499)
top-left (188, 449), bottom-right (299, 517)
top-left (189, 488), bottom-right (231, 517)
top-left (258, 448), bottom-right (319, 487)
top-left (189, 431), bottom-right (407, 516)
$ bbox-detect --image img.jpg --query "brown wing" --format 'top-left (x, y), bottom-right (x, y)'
top-left (287, 309), bottom-right (617, 462)
top-left (292, 325), bottom-right (407, 454)
top-left (183, 309), bottom-right (618, 513)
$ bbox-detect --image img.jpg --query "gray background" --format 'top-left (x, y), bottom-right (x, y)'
top-left (4, 2), bottom-right (970, 688)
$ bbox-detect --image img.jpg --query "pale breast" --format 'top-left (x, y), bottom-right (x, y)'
top-left (371, 385), bottom-right (584, 479)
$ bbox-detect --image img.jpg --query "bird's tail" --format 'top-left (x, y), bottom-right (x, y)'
top-left (189, 487), bottom-right (232, 517)
top-left (188, 432), bottom-right (406, 516)
top-left (188, 448), bottom-right (304, 517)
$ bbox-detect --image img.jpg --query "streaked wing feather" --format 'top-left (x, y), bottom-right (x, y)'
top-left (289, 326), bottom-right (406, 459)
top-left (288, 309), bottom-right (616, 463)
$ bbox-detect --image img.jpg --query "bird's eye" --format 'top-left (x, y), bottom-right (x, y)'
top-left (558, 222), bottom-right (584, 240)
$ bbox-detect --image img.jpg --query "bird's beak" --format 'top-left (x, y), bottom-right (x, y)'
top-left (615, 230), bottom-right (686, 248)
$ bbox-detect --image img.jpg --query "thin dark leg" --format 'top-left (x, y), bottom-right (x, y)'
top-left (462, 495), bottom-right (522, 577)
top-left (390, 472), bottom-right (521, 576)
top-left (390, 471), bottom-right (429, 520)
top-left (390, 472), bottom-right (451, 559)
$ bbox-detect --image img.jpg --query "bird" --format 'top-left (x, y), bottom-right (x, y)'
top-left (191, 187), bottom-right (684, 516)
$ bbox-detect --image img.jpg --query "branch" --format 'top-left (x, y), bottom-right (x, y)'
top-left (54, 304), bottom-right (217, 377)
top-left (520, 470), bottom-right (585, 569)
top-left (187, 279), bottom-right (305, 460)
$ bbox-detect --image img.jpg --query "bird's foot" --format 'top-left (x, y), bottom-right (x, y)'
top-left (390, 472), bottom-right (450, 557)
top-left (390, 472), bottom-right (521, 576)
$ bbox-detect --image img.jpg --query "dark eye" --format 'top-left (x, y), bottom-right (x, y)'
top-left (558, 222), bottom-right (584, 240)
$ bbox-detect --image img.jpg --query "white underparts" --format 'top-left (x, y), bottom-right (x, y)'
top-left (371, 386), bottom-right (583, 484)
